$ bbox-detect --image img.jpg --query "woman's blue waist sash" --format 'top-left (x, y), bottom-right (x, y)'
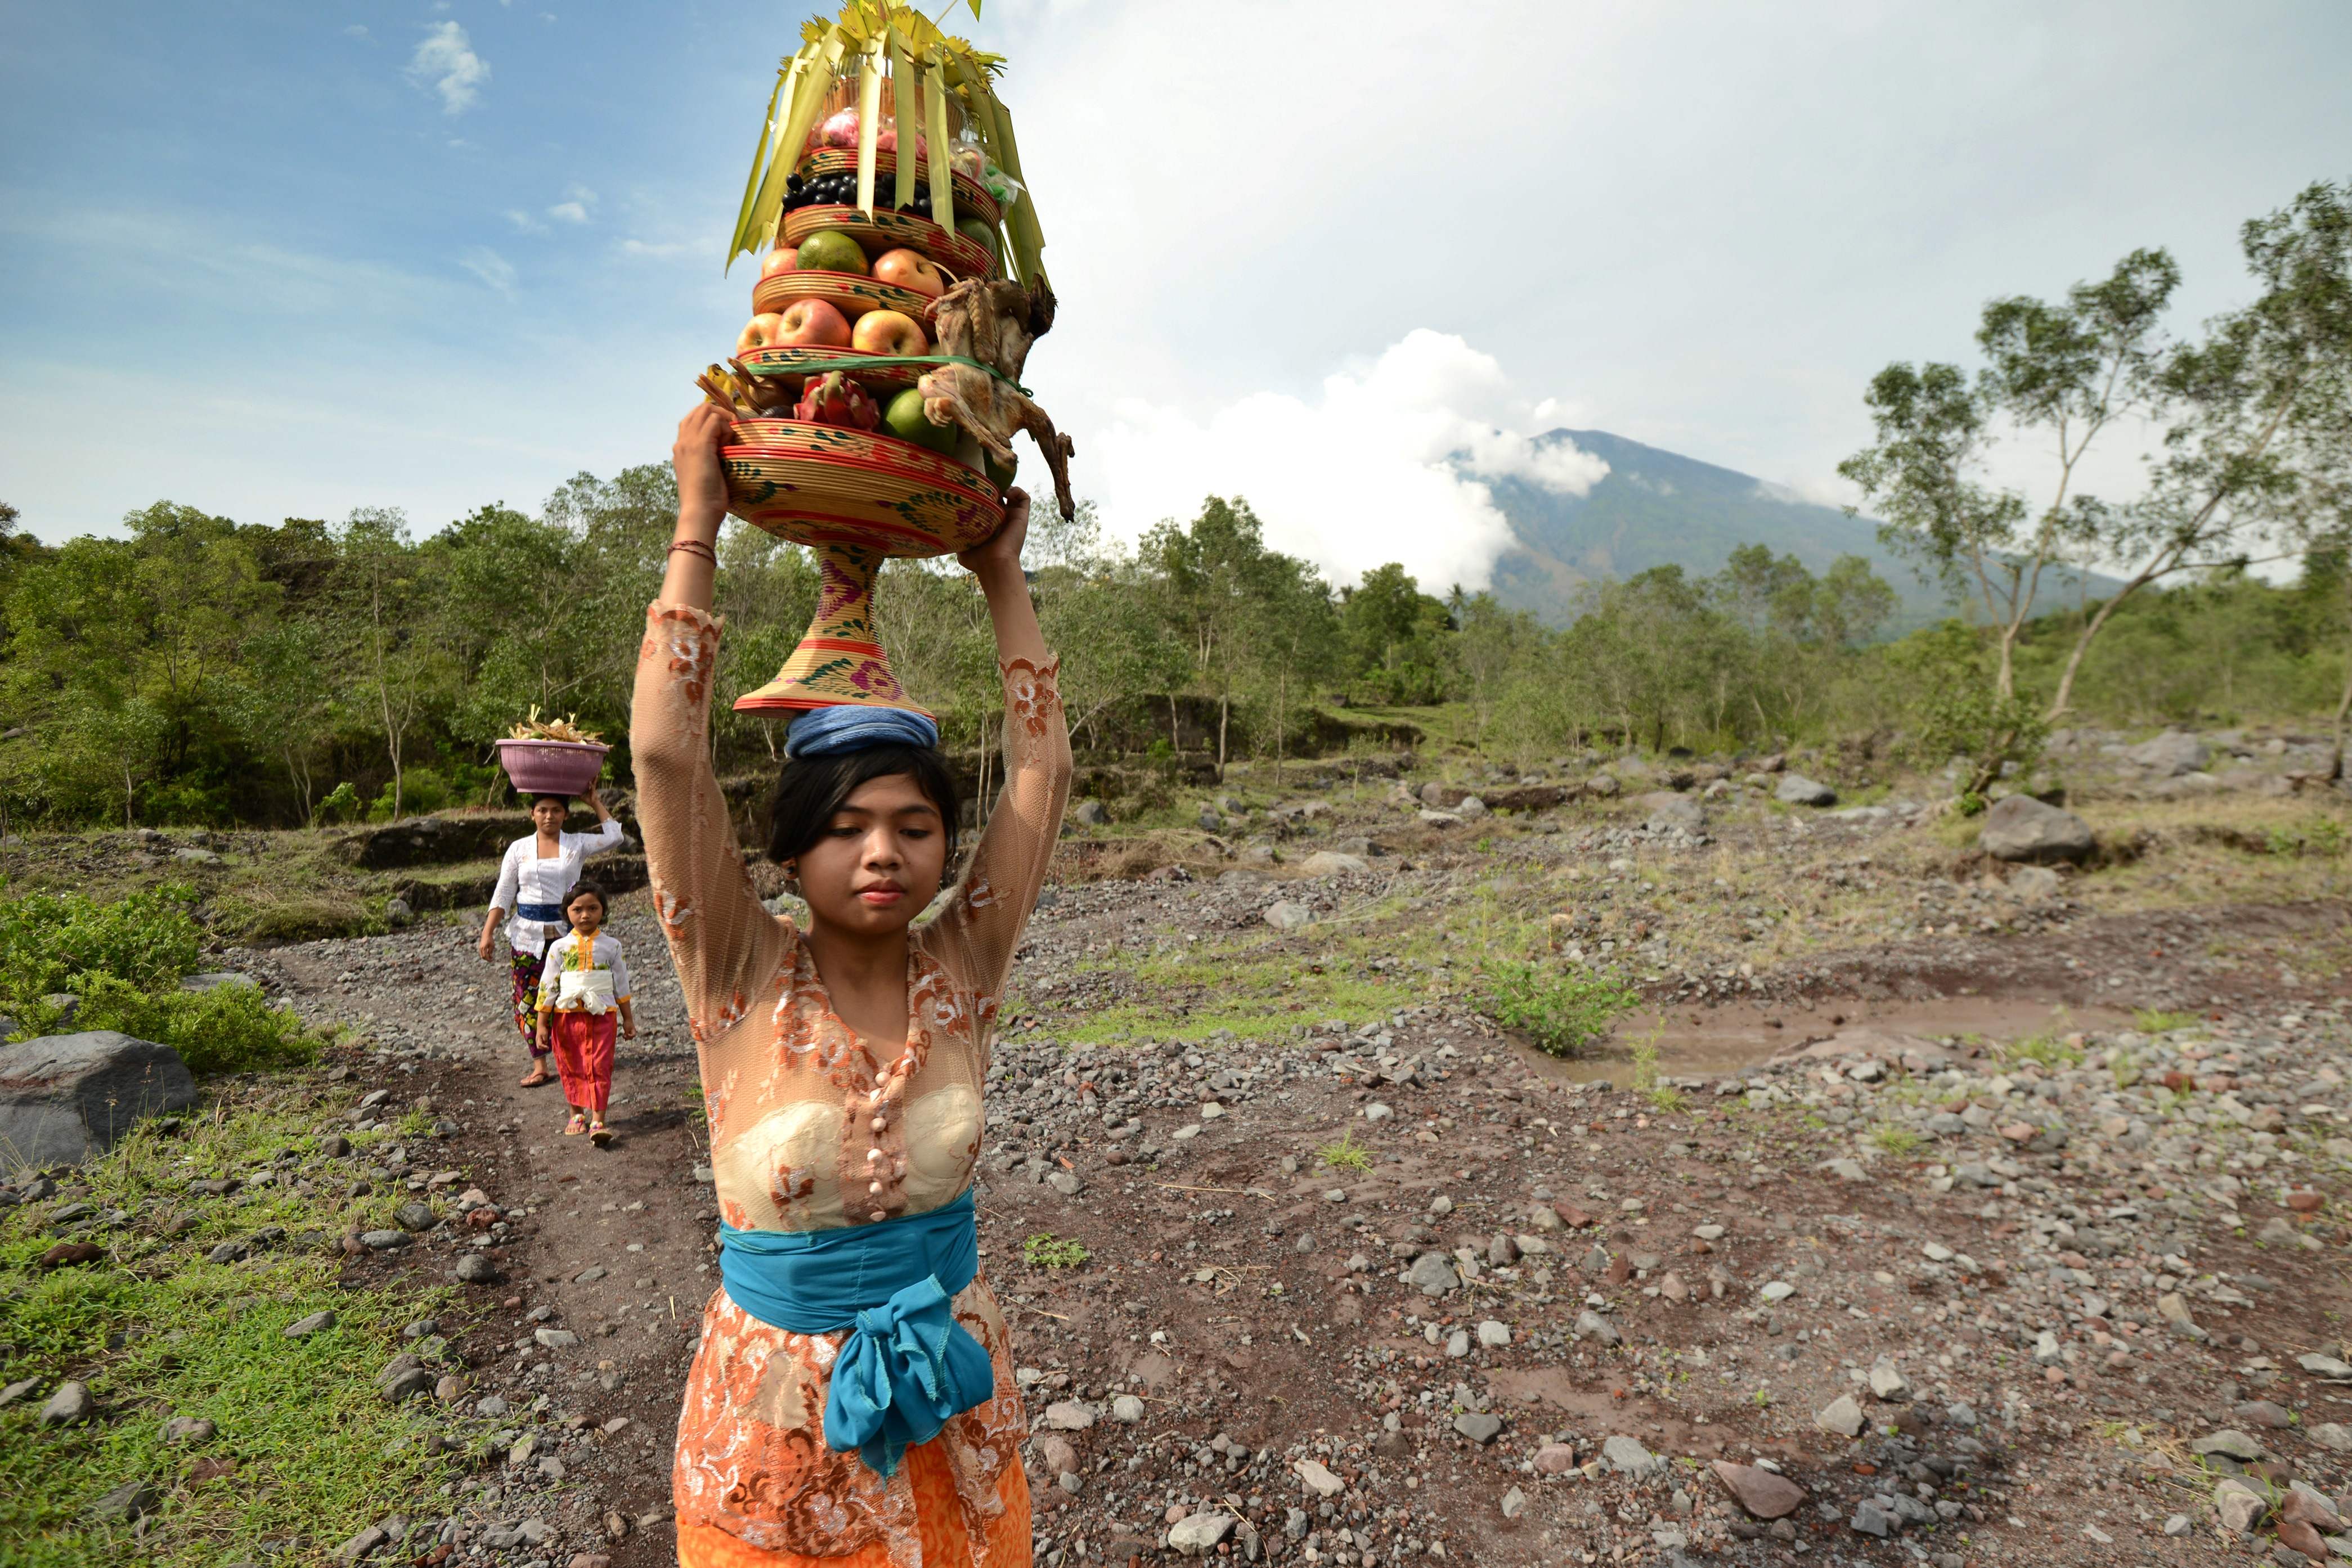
top-left (515, 901), bottom-right (567, 922)
top-left (717, 1188), bottom-right (993, 1477)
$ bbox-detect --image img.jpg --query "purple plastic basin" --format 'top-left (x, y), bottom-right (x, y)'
top-left (493, 738), bottom-right (609, 797)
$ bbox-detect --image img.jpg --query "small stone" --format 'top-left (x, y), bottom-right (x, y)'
top-left (1500, 1484), bottom-right (1527, 1520)
top-left (2305, 1422), bottom-right (2352, 1453)
top-left (393, 1201), bottom-right (435, 1232)
top-left (1850, 1501), bottom-right (1895, 1538)
top-left (1444, 1329), bottom-right (1470, 1359)
top-left (1295, 1458), bottom-right (1345, 1497)
top-left (453, 1253), bottom-right (501, 1284)
top-left (38, 1381), bottom-right (92, 1427)
top-left (162, 1414), bottom-right (216, 1443)
top-left (284, 1309), bottom-right (335, 1338)
top-left (1476, 1319), bottom-right (1510, 1348)
top-left (1407, 1252), bottom-right (1460, 1296)
top-left (2234, 1400), bottom-right (2295, 1430)
top-left (1603, 1435), bottom-right (1663, 1479)
top-left (1263, 902), bottom-right (1313, 931)
top-left (1573, 1309), bottom-right (1621, 1346)
top-left (0, 1377), bottom-right (39, 1408)
top-left (1534, 1443), bottom-right (1577, 1474)
top-left (533, 1327), bottom-right (578, 1349)
top-left (1362, 1102), bottom-right (1393, 1125)
top-left (332, 1525), bottom-right (385, 1563)
top-left (1167, 1512), bottom-right (1233, 1557)
top-left (1815, 1395), bottom-right (1866, 1437)
top-left (357, 1229), bottom-right (408, 1251)
top-left (1868, 1361), bottom-right (1911, 1402)
top-left (1712, 1461), bottom-right (1807, 1520)
top-left (2214, 1477), bottom-right (2269, 1534)
top-left (1775, 774), bottom-right (1837, 807)
top-left (2162, 1513), bottom-right (2192, 1536)
top-left (1111, 1394), bottom-right (1145, 1424)
top-left (1035, 1434), bottom-right (1079, 1477)
top-left (2191, 1429), bottom-right (2267, 1462)
top-left (2157, 1292), bottom-right (2198, 1332)
top-left (1759, 1281), bottom-right (1796, 1302)
top-left (1453, 1412), bottom-right (1503, 1444)
top-left (1043, 1400), bottom-right (1094, 1431)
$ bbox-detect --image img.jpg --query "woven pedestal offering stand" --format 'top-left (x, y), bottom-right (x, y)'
top-left (703, 1), bottom-right (1069, 720)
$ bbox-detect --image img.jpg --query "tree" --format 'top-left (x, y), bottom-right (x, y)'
top-left (2045, 179), bottom-right (2352, 717)
top-left (332, 507), bottom-right (443, 821)
top-left (1340, 564), bottom-right (1451, 705)
top-left (1839, 249), bottom-right (2179, 708)
top-left (1142, 497), bottom-right (1334, 779)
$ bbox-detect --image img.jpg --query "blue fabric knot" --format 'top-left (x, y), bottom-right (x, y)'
top-left (717, 1190), bottom-right (993, 1476)
top-left (515, 901), bottom-right (567, 922)
top-left (785, 704), bottom-right (940, 760)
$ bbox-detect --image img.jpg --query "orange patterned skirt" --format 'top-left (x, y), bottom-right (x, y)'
top-left (676, 1438), bottom-right (1030, 1566)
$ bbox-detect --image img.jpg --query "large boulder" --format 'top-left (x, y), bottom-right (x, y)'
top-left (2125, 731), bottom-right (2209, 776)
top-left (1977, 795), bottom-right (2095, 864)
top-left (1637, 792), bottom-right (1703, 833)
top-left (1775, 774), bottom-right (1838, 807)
top-left (0, 1032), bottom-right (197, 1172)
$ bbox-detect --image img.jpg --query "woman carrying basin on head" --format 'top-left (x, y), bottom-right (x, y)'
top-left (478, 788), bottom-right (625, 1086)
top-left (635, 402), bottom-right (1069, 1567)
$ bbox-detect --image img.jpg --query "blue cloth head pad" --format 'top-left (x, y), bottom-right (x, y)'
top-left (784, 704), bottom-right (940, 760)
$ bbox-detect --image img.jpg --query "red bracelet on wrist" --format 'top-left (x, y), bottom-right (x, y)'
top-left (667, 538), bottom-right (717, 565)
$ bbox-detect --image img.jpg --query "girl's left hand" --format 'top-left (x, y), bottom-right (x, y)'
top-left (956, 487), bottom-right (1030, 578)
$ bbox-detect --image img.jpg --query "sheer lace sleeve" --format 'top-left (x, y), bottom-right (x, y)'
top-left (630, 601), bottom-right (787, 1044)
top-left (926, 656), bottom-right (1070, 1012)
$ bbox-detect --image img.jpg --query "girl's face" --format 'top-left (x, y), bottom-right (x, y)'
top-left (791, 774), bottom-right (948, 940)
top-left (567, 894), bottom-right (605, 936)
top-left (532, 798), bottom-right (568, 834)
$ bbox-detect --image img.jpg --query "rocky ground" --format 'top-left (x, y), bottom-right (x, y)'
top-left (6, 720), bottom-right (2352, 1566)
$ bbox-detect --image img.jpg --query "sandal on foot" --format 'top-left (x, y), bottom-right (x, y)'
top-left (590, 1121), bottom-right (613, 1147)
top-left (563, 1113), bottom-right (588, 1136)
top-left (520, 1066), bottom-right (554, 1087)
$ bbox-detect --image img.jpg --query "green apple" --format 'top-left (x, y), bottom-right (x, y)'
top-left (794, 230), bottom-right (868, 275)
top-left (957, 217), bottom-right (1002, 269)
top-left (882, 388), bottom-right (958, 455)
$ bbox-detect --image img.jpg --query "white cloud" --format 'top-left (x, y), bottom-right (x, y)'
top-left (504, 208), bottom-right (547, 235)
top-left (546, 185), bottom-right (595, 224)
top-left (409, 21), bottom-right (488, 115)
top-left (344, 24), bottom-right (370, 41)
top-left (619, 238), bottom-right (692, 259)
top-left (459, 246), bottom-right (515, 293)
top-left (1091, 330), bottom-right (1606, 593)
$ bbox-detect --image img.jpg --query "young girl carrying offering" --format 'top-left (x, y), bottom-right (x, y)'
top-left (536, 883), bottom-right (637, 1145)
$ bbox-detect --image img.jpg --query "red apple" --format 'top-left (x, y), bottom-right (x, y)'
top-left (758, 246), bottom-right (798, 280)
top-left (872, 247), bottom-right (945, 299)
top-left (735, 313), bottom-right (787, 354)
top-left (775, 298), bottom-right (852, 346)
top-left (850, 309), bottom-right (928, 356)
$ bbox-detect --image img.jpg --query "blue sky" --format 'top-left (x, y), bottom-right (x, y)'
top-left (5, 1), bottom-right (2348, 590)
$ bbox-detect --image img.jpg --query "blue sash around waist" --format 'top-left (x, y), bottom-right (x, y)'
top-left (716, 1188), bottom-right (993, 1477)
top-left (515, 901), bottom-right (567, 922)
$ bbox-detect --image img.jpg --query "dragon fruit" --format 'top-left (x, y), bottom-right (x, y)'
top-left (792, 370), bottom-right (879, 431)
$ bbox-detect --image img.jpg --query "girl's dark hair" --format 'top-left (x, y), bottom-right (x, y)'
top-left (565, 882), bottom-right (608, 916)
top-left (765, 744), bottom-right (962, 865)
top-left (529, 793), bottom-right (571, 809)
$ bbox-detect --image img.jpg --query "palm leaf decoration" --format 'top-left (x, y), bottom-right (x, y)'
top-left (724, 0), bottom-right (1045, 285)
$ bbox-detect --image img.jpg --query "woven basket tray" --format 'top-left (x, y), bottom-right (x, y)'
top-left (721, 418), bottom-right (1002, 559)
top-left (782, 205), bottom-right (995, 282)
top-left (796, 148), bottom-right (1002, 232)
top-left (737, 343), bottom-right (928, 398)
top-left (752, 269), bottom-right (939, 325)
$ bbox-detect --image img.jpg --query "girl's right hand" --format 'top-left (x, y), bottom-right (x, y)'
top-left (673, 403), bottom-right (733, 534)
top-left (477, 932), bottom-right (497, 962)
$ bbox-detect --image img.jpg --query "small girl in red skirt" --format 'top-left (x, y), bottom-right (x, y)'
top-left (536, 883), bottom-right (636, 1146)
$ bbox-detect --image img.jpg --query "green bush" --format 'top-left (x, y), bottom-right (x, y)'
top-left (1475, 960), bottom-right (1639, 1057)
top-left (0, 883), bottom-right (203, 1004)
top-left (15, 976), bottom-right (317, 1074)
top-left (0, 883), bottom-right (316, 1072)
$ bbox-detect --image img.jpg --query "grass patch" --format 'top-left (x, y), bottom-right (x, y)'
top-left (1317, 1131), bottom-right (1372, 1173)
top-left (2001, 1032), bottom-right (2085, 1071)
top-left (2132, 1008), bottom-right (2201, 1034)
top-left (1628, 1033), bottom-right (1684, 1113)
top-left (1475, 960), bottom-right (1639, 1058)
top-left (0, 1090), bottom-right (465, 1566)
top-left (1038, 934), bottom-right (1428, 1047)
top-left (1021, 1233), bottom-right (1089, 1270)
top-left (1869, 1124), bottom-right (1926, 1158)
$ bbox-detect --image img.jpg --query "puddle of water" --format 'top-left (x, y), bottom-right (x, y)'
top-left (1520, 995), bottom-right (2133, 1084)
